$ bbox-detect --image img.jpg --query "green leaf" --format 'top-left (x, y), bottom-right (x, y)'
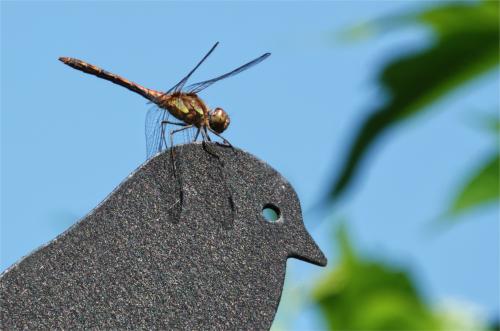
top-left (313, 226), bottom-right (441, 330)
top-left (490, 116), bottom-right (500, 134)
top-left (329, 1), bottom-right (500, 201)
top-left (312, 224), bottom-right (493, 330)
top-left (449, 153), bottom-right (499, 217)
top-left (467, 112), bottom-right (500, 135)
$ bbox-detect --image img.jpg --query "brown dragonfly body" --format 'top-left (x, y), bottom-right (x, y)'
top-left (59, 57), bottom-right (228, 134)
top-left (59, 43), bottom-right (269, 157)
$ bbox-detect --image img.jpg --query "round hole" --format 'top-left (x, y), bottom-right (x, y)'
top-left (262, 204), bottom-right (281, 222)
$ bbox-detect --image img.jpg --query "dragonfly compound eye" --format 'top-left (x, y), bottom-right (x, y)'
top-left (209, 108), bottom-right (230, 133)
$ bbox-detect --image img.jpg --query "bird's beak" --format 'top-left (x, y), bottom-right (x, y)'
top-left (288, 226), bottom-right (327, 267)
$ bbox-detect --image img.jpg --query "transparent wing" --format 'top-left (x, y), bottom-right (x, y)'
top-left (170, 42), bottom-right (219, 94)
top-left (144, 42), bottom-right (219, 107)
top-left (186, 52), bottom-right (271, 94)
top-left (145, 105), bottom-right (169, 159)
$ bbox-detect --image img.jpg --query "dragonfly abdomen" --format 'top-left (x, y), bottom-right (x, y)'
top-left (59, 57), bottom-right (163, 102)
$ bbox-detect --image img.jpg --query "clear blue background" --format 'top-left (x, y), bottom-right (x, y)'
top-left (1, 1), bottom-right (498, 328)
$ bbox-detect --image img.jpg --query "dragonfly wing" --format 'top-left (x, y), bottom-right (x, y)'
top-left (143, 42), bottom-right (220, 106)
top-left (169, 42), bottom-right (219, 94)
top-left (186, 52), bottom-right (271, 94)
top-left (145, 105), bottom-right (168, 159)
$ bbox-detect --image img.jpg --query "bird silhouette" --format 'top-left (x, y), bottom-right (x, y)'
top-left (0, 143), bottom-right (327, 330)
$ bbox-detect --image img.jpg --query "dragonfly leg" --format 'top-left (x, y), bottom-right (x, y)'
top-left (161, 120), bottom-right (187, 150)
top-left (207, 127), bottom-right (233, 147)
top-left (162, 120), bottom-right (185, 126)
top-left (199, 128), bottom-right (235, 228)
top-left (194, 128), bottom-right (201, 142)
top-left (200, 129), bottom-right (216, 157)
top-left (203, 127), bottom-right (212, 142)
top-left (169, 125), bottom-right (194, 157)
top-left (165, 124), bottom-right (194, 222)
top-left (169, 124), bottom-right (193, 204)
top-left (200, 127), bottom-right (208, 142)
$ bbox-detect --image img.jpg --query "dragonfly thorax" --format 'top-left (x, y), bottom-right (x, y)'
top-left (158, 94), bottom-right (208, 127)
top-left (158, 94), bottom-right (229, 133)
top-left (209, 108), bottom-right (230, 133)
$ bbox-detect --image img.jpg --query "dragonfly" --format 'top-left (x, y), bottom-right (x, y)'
top-left (59, 42), bottom-right (271, 158)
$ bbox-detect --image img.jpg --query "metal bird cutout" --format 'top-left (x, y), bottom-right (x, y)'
top-left (0, 144), bottom-right (327, 330)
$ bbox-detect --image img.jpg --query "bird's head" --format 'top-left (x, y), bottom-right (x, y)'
top-left (254, 186), bottom-right (327, 267)
top-left (228, 153), bottom-right (327, 268)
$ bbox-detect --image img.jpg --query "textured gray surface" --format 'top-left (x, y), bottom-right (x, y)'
top-left (0, 143), bottom-right (327, 330)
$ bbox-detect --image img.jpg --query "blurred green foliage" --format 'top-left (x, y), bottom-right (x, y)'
top-left (448, 153), bottom-right (499, 218)
top-left (329, 1), bottom-right (500, 206)
top-left (313, 225), bottom-right (492, 331)
top-left (312, 2), bottom-right (499, 330)
top-left (313, 225), bottom-right (441, 331)
top-left (440, 115), bottom-right (499, 221)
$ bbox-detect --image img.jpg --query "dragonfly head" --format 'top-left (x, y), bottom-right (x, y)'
top-left (209, 108), bottom-right (230, 133)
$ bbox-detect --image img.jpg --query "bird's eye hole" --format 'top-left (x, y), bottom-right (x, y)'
top-left (262, 203), bottom-right (281, 223)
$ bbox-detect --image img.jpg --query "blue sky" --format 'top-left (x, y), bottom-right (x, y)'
top-left (1, 1), bottom-right (498, 328)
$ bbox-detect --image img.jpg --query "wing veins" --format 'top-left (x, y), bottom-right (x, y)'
top-left (187, 52), bottom-right (271, 94)
top-left (167, 42), bottom-right (219, 94)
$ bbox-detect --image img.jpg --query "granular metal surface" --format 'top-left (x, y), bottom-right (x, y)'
top-left (0, 143), bottom-right (326, 330)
